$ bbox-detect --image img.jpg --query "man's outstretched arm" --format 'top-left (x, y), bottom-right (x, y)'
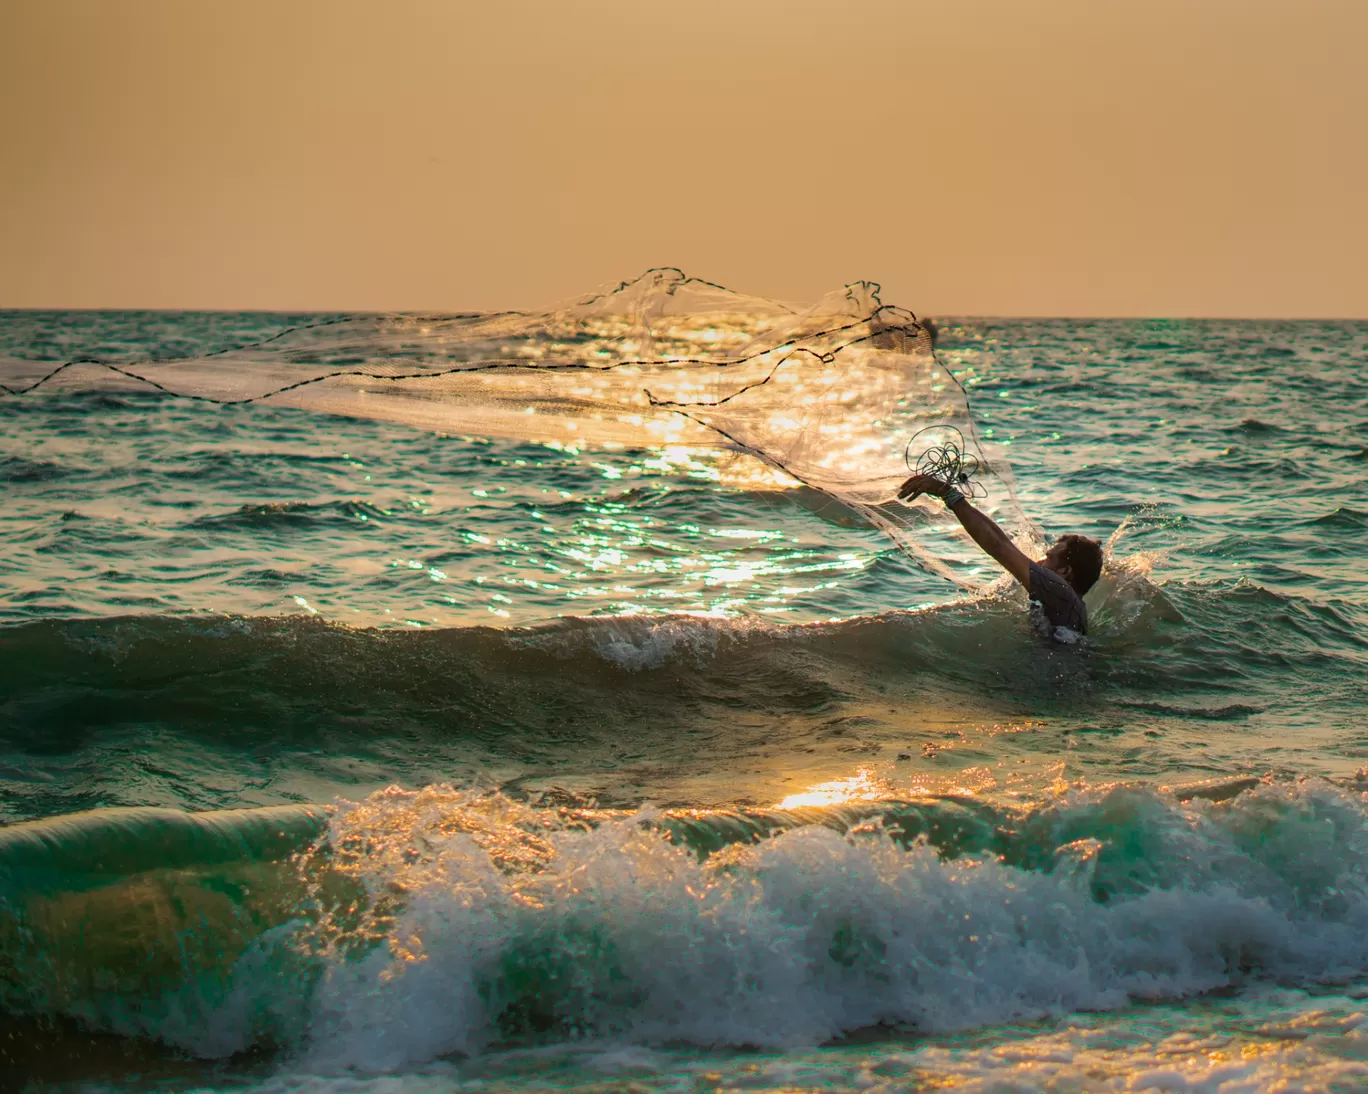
top-left (898, 473), bottom-right (1031, 586)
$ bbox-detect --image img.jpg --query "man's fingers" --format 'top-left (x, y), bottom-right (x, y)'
top-left (899, 474), bottom-right (933, 500)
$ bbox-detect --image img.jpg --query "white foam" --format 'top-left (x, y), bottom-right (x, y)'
top-left (73, 780), bottom-right (1368, 1076)
top-left (587, 615), bottom-right (727, 670)
top-left (519, 613), bottom-right (778, 671)
top-left (162, 992), bottom-right (1368, 1093)
top-left (262, 781), bottom-right (1368, 1073)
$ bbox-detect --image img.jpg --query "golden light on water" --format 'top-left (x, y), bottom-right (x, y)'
top-left (777, 768), bottom-right (893, 810)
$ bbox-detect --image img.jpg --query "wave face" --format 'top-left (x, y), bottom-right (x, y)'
top-left (0, 569), bottom-right (1364, 823)
top-left (2, 286), bottom-right (1368, 1086)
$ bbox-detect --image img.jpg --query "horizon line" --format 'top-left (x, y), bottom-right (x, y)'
top-left (2, 306), bottom-right (1365, 323)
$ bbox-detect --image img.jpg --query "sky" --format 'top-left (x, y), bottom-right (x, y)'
top-left (1, 0), bottom-right (1365, 316)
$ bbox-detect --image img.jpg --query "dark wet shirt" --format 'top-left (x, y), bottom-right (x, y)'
top-left (1027, 561), bottom-right (1087, 640)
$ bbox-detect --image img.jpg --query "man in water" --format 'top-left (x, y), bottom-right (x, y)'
top-left (898, 472), bottom-right (1103, 638)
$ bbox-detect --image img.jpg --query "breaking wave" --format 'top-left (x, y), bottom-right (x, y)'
top-left (6, 780), bottom-right (1368, 1069)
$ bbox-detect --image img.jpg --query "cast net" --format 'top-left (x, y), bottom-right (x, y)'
top-left (0, 268), bottom-right (1041, 587)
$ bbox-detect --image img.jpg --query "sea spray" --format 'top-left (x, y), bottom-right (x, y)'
top-left (8, 781), bottom-right (1368, 1069)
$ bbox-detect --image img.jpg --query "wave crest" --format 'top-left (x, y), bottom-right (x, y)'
top-left (7, 780), bottom-right (1368, 1066)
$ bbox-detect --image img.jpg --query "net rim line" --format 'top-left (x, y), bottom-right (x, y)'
top-left (0, 309), bottom-right (915, 403)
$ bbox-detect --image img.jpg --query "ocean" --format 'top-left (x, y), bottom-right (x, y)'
top-left (2, 276), bottom-right (1367, 1092)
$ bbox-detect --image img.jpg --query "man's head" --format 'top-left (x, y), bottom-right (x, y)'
top-left (1040, 534), bottom-right (1103, 596)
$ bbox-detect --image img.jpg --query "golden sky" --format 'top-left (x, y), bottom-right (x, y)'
top-left (2, 0), bottom-right (1364, 315)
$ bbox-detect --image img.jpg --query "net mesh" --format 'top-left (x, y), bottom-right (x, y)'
top-left (1, 268), bottom-right (1042, 588)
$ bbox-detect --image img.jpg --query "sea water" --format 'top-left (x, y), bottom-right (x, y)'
top-left (1, 302), bottom-right (1367, 1091)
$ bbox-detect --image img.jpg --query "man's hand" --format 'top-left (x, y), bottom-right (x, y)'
top-left (898, 473), bottom-right (950, 501)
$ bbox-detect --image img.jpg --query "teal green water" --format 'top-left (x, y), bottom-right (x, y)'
top-left (2, 292), bottom-right (1367, 1090)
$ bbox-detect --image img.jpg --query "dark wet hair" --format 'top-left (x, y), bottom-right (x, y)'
top-left (1056, 534), bottom-right (1103, 596)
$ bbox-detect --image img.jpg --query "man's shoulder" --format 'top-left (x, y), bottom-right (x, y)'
top-left (1027, 561), bottom-right (1088, 637)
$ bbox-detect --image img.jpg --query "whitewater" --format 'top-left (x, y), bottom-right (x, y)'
top-left (1, 274), bottom-right (1367, 1091)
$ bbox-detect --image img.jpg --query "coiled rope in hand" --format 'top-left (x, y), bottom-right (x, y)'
top-left (903, 426), bottom-right (987, 500)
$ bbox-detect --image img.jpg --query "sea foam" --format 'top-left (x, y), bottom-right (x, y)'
top-left (7, 780), bottom-right (1368, 1071)
top-left (196, 781), bottom-right (1368, 1069)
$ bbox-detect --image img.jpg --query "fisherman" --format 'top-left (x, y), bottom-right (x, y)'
top-left (898, 472), bottom-right (1103, 639)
